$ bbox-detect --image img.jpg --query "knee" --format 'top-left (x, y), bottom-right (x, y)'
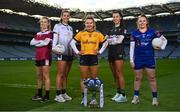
top-left (115, 69), bottom-right (121, 74)
top-left (37, 74), bottom-right (43, 80)
top-left (149, 76), bottom-right (156, 82)
top-left (135, 76), bottom-right (141, 82)
top-left (115, 71), bottom-right (123, 78)
top-left (81, 78), bottom-right (87, 82)
top-left (43, 75), bottom-right (50, 81)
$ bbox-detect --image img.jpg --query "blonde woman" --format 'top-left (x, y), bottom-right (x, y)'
top-left (130, 15), bottom-right (167, 106)
top-left (70, 15), bottom-right (108, 104)
top-left (30, 17), bottom-right (52, 102)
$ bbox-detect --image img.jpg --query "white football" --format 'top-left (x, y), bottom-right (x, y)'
top-left (152, 38), bottom-right (163, 49)
top-left (54, 44), bottom-right (65, 53)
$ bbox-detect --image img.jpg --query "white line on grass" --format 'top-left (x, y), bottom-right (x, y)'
top-left (0, 83), bottom-right (56, 89)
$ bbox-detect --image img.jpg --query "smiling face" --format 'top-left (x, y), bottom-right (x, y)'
top-left (137, 16), bottom-right (148, 29)
top-left (113, 12), bottom-right (121, 26)
top-left (61, 11), bottom-right (70, 24)
top-left (40, 17), bottom-right (50, 31)
top-left (84, 18), bottom-right (95, 31)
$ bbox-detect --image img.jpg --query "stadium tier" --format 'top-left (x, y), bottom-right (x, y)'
top-left (0, 8), bottom-right (180, 60)
top-left (0, 12), bottom-right (39, 32)
top-left (169, 46), bottom-right (180, 58)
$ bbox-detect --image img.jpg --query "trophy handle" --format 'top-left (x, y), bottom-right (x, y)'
top-left (99, 84), bottom-right (104, 108)
top-left (84, 86), bottom-right (88, 107)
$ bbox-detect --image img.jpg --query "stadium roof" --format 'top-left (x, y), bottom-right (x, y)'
top-left (0, 0), bottom-right (61, 17)
top-left (0, 0), bottom-right (180, 20)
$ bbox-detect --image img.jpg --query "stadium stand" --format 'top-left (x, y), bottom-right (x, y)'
top-left (169, 46), bottom-right (180, 58)
top-left (155, 45), bottom-right (175, 58)
top-left (0, 1), bottom-right (179, 60)
top-left (0, 44), bottom-right (34, 59)
top-left (0, 12), bottom-right (39, 32)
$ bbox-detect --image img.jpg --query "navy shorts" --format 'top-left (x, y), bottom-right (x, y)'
top-left (35, 59), bottom-right (51, 66)
top-left (134, 59), bottom-right (155, 70)
top-left (80, 55), bottom-right (98, 66)
top-left (57, 54), bottom-right (73, 61)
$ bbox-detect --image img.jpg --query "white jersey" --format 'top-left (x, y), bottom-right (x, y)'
top-left (53, 23), bottom-right (73, 55)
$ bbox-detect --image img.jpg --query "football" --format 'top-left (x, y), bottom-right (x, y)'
top-left (152, 38), bottom-right (163, 49)
top-left (53, 44), bottom-right (65, 54)
top-left (95, 79), bottom-right (103, 86)
top-left (86, 78), bottom-right (98, 91)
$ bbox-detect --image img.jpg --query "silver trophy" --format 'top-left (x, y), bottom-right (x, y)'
top-left (83, 78), bottom-right (104, 108)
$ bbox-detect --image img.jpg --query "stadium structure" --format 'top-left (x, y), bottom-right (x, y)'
top-left (0, 0), bottom-right (180, 60)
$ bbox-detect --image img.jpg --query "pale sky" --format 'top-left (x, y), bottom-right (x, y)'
top-left (38, 0), bottom-right (178, 11)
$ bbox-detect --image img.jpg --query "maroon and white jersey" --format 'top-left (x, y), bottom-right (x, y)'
top-left (34, 31), bottom-right (53, 61)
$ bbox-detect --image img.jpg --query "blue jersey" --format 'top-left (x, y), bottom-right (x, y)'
top-left (131, 28), bottom-right (161, 61)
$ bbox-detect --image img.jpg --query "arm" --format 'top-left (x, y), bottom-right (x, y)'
top-left (98, 41), bottom-right (108, 54)
top-left (35, 38), bottom-right (52, 47)
top-left (70, 39), bottom-right (79, 54)
top-left (107, 35), bottom-right (125, 45)
top-left (160, 35), bottom-right (167, 50)
top-left (52, 32), bottom-right (59, 47)
top-left (130, 41), bottom-right (135, 63)
top-left (106, 35), bottom-right (113, 45)
top-left (30, 38), bottom-right (40, 46)
top-left (52, 24), bottom-right (59, 47)
top-left (115, 35), bottom-right (125, 44)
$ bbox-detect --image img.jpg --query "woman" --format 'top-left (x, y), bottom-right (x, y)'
top-left (52, 10), bottom-right (73, 103)
top-left (70, 15), bottom-right (108, 104)
top-left (30, 16), bottom-right (52, 102)
top-left (106, 11), bottom-right (127, 103)
top-left (130, 15), bottom-right (167, 106)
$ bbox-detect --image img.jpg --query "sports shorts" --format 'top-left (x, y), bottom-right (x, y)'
top-left (35, 59), bottom-right (51, 66)
top-left (80, 55), bottom-right (98, 66)
top-left (57, 54), bottom-right (73, 61)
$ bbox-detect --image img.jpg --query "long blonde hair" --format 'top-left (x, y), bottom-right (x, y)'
top-left (60, 9), bottom-right (70, 23)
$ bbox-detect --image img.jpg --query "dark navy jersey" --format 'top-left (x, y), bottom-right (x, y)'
top-left (131, 28), bottom-right (161, 60)
top-left (107, 26), bottom-right (127, 56)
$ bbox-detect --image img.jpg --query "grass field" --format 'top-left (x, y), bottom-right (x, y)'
top-left (0, 59), bottom-right (180, 111)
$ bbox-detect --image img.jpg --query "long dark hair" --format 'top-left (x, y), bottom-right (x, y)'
top-left (112, 10), bottom-right (124, 27)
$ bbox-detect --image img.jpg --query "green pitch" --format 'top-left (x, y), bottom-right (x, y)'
top-left (0, 59), bottom-right (180, 111)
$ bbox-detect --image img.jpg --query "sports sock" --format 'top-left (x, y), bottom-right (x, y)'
top-left (56, 90), bottom-right (61, 95)
top-left (45, 90), bottom-right (50, 98)
top-left (62, 89), bottom-right (66, 94)
top-left (37, 88), bottom-right (42, 96)
top-left (120, 89), bottom-right (126, 96)
top-left (117, 88), bottom-right (121, 94)
top-left (152, 92), bottom-right (157, 98)
top-left (134, 90), bottom-right (139, 96)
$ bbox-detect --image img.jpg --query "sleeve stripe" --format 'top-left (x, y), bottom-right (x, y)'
top-left (73, 37), bottom-right (80, 42)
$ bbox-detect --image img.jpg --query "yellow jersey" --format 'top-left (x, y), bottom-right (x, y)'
top-left (74, 30), bottom-right (105, 55)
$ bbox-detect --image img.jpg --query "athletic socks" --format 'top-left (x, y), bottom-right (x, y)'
top-left (134, 90), bottom-right (139, 96)
top-left (133, 90), bottom-right (157, 98)
top-left (152, 92), bottom-right (158, 98)
top-left (117, 88), bottom-right (121, 94)
top-left (117, 88), bottom-right (126, 96)
top-left (62, 89), bottom-right (66, 94)
top-left (37, 88), bottom-right (42, 97)
top-left (45, 90), bottom-right (50, 98)
top-left (120, 89), bottom-right (126, 96)
top-left (56, 90), bottom-right (61, 96)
